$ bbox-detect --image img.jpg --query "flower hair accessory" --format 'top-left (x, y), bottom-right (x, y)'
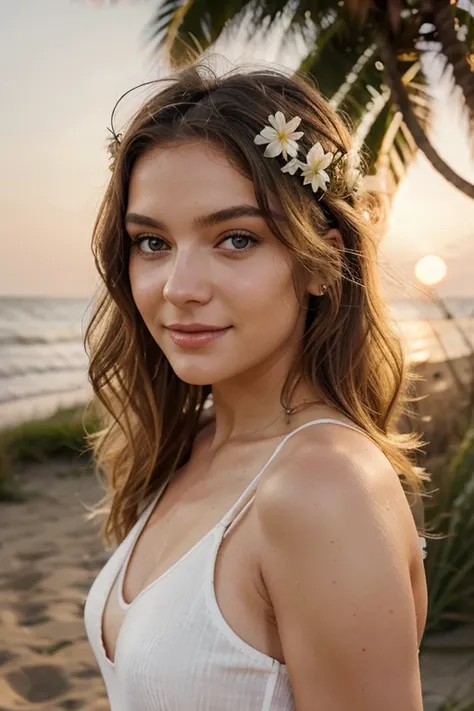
top-left (253, 111), bottom-right (304, 160)
top-left (254, 112), bottom-right (361, 195)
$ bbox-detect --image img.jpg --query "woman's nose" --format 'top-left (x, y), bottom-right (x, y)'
top-left (163, 250), bottom-right (212, 306)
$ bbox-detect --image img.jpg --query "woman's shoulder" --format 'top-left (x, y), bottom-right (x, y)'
top-left (271, 413), bottom-right (395, 490)
top-left (254, 416), bottom-right (420, 562)
top-left (257, 418), bottom-right (396, 508)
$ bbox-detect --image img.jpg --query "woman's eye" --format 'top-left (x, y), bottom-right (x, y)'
top-left (133, 235), bottom-right (167, 254)
top-left (219, 233), bottom-right (258, 252)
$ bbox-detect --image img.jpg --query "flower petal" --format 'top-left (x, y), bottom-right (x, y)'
top-left (273, 111), bottom-right (287, 131)
top-left (318, 169), bottom-right (330, 185)
top-left (311, 175), bottom-right (321, 193)
top-left (264, 140), bottom-right (283, 158)
top-left (286, 140), bottom-right (300, 158)
top-left (285, 116), bottom-right (302, 134)
top-left (254, 134), bottom-right (269, 145)
top-left (312, 174), bottom-right (327, 193)
top-left (281, 158), bottom-right (303, 175)
top-left (318, 152), bottom-right (334, 171)
top-left (289, 130), bottom-right (304, 141)
top-left (260, 126), bottom-right (278, 142)
top-left (267, 113), bottom-right (279, 130)
top-left (307, 142), bottom-right (324, 165)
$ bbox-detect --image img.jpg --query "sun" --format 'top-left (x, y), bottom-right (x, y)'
top-left (415, 255), bottom-right (447, 286)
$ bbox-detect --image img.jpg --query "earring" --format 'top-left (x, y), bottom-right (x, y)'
top-left (320, 284), bottom-right (328, 296)
top-left (284, 406), bottom-right (294, 424)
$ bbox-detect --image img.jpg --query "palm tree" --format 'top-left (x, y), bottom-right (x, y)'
top-left (147, 0), bottom-right (474, 198)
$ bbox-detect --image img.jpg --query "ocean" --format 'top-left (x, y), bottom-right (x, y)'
top-left (0, 297), bottom-right (93, 428)
top-left (0, 295), bottom-right (473, 428)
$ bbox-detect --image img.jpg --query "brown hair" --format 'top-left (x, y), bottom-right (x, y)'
top-left (84, 62), bottom-right (426, 545)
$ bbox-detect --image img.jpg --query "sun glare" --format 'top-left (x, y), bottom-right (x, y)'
top-left (415, 255), bottom-right (447, 286)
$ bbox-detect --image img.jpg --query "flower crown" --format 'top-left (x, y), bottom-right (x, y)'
top-left (254, 111), bottom-right (361, 195)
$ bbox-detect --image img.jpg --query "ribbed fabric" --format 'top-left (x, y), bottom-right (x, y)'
top-left (84, 418), bottom-right (423, 710)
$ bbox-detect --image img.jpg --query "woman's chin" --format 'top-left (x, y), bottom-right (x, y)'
top-left (168, 363), bottom-right (225, 386)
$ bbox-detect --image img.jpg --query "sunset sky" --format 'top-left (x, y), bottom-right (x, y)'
top-left (1, 0), bottom-right (474, 298)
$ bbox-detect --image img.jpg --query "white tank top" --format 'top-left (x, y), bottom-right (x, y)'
top-left (84, 418), bottom-right (425, 710)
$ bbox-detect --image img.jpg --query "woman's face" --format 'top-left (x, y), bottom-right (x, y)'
top-left (127, 140), bottom-right (310, 386)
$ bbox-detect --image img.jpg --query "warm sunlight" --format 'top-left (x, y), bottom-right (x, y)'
top-left (414, 255), bottom-right (448, 286)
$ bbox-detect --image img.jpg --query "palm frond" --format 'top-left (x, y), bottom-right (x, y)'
top-left (148, 0), bottom-right (353, 63)
top-left (300, 19), bottom-right (430, 189)
top-left (149, 0), bottom-right (333, 62)
top-left (300, 22), bottom-right (377, 103)
top-left (419, 2), bottom-right (474, 134)
top-left (149, 0), bottom-right (254, 62)
top-left (367, 61), bottom-right (430, 190)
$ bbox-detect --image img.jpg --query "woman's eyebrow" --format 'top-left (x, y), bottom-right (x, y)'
top-left (125, 204), bottom-right (286, 231)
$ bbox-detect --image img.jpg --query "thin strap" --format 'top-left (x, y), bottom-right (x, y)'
top-left (221, 418), bottom-right (363, 535)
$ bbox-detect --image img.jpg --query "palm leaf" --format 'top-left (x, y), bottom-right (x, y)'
top-left (365, 62), bottom-right (430, 189)
top-left (149, 0), bottom-right (253, 61)
top-left (148, 0), bottom-right (328, 62)
top-left (300, 17), bottom-right (431, 188)
top-left (418, 3), bottom-right (474, 135)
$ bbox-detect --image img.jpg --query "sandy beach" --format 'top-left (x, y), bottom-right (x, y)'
top-left (0, 458), bottom-right (108, 710)
top-left (2, 455), bottom-right (474, 710)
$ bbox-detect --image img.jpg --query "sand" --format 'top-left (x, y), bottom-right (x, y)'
top-left (2, 456), bottom-right (474, 711)
top-left (0, 457), bottom-right (108, 710)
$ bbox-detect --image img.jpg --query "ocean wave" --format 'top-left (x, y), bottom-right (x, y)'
top-left (0, 329), bottom-right (83, 346)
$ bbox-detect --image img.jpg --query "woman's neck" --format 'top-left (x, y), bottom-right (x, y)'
top-left (208, 377), bottom-right (322, 450)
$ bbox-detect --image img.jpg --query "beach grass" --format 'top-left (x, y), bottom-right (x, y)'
top-left (422, 428), bottom-right (474, 636)
top-left (0, 403), bottom-right (99, 500)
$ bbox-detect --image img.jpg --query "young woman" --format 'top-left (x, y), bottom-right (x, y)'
top-left (84, 62), bottom-right (428, 711)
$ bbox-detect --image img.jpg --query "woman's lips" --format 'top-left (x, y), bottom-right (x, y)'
top-left (165, 326), bottom-right (232, 348)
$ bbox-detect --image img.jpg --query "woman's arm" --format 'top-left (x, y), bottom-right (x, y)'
top-left (255, 440), bottom-right (426, 711)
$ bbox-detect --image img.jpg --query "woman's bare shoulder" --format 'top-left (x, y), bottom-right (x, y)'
top-left (254, 418), bottom-right (420, 564)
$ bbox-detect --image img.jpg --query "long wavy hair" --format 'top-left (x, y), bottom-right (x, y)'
top-left (84, 62), bottom-right (426, 546)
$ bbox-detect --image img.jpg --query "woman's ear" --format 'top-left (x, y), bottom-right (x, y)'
top-left (325, 228), bottom-right (344, 252)
top-left (307, 228), bottom-right (343, 296)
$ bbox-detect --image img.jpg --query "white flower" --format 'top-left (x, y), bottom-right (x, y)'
top-left (254, 111), bottom-right (304, 160)
top-left (419, 536), bottom-right (427, 560)
top-left (300, 141), bottom-right (334, 193)
top-left (281, 157), bottom-right (304, 175)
